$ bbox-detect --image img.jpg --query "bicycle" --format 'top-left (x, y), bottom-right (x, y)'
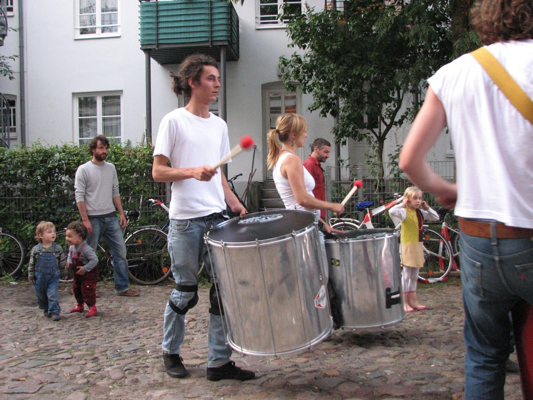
top-left (226, 173), bottom-right (247, 217)
top-left (56, 210), bottom-right (171, 285)
top-left (329, 195), bottom-right (404, 230)
top-left (0, 228), bottom-right (26, 278)
top-left (147, 198), bottom-right (220, 281)
top-left (329, 198), bottom-right (454, 283)
top-left (418, 225), bottom-right (454, 283)
top-left (435, 207), bottom-right (461, 269)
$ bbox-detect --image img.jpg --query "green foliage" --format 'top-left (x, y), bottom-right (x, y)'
top-left (280, 0), bottom-right (453, 176)
top-left (2, 274), bottom-right (16, 284)
top-left (452, 30), bottom-right (481, 59)
top-left (0, 54), bottom-right (18, 80)
top-left (385, 144), bottom-right (403, 179)
top-left (0, 142), bottom-right (165, 249)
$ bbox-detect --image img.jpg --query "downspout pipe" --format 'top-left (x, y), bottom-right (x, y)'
top-left (144, 50), bottom-right (152, 143)
top-left (220, 46), bottom-right (227, 177)
top-left (18, 0), bottom-right (26, 146)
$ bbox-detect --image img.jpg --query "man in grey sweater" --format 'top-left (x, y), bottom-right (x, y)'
top-left (74, 135), bottom-right (139, 297)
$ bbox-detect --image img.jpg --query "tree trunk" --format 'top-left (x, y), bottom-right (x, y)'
top-left (375, 138), bottom-right (385, 193)
top-left (451, 0), bottom-right (475, 42)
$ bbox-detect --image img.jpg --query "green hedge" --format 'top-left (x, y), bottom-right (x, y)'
top-left (0, 141), bottom-right (168, 256)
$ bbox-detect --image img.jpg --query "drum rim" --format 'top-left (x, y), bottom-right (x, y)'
top-left (206, 221), bottom-right (318, 246)
top-left (326, 231), bottom-right (399, 243)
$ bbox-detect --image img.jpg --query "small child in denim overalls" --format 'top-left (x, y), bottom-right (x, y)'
top-left (65, 221), bottom-right (99, 318)
top-left (28, 221), bottom-right (66, 321)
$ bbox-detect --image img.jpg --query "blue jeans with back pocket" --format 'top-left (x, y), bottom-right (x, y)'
top-left (460, 231), bottom-right (533, 400)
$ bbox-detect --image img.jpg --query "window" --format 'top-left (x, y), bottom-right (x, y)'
top-left (446, 130), bottom-right (455, 158)
top-left (6, 97), bottom-right (16, 137)
top-left (1, 94), bottom-right (16, 138)
top-left (257, 0), bottom-right (302, 28)
top-left (1, 94), bottom-right (16, 146)
top-left (75, 0), bottom-right (120, 39)
top-left (6, 0), bottom-right (14, 16)
top-left (74, 92), bottom-right (122, 145)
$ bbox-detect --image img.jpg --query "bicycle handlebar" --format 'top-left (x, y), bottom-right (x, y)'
top-left (148, 198), bottom-right (170, 214)
top-left (227, 173), bottom-right (243, 183)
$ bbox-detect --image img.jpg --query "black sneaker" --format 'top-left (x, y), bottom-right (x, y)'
top-left (206, 361), bottom-right (255, 382)
top-left (506, 359), bottom-right (519, 373)
top-left (50, 314), bottom-right (61, 321)
top-left (163, 353), bottom-right (188, 378)
top-left (43, 311), bottom-right (50, 318)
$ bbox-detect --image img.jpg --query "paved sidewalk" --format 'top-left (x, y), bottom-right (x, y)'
top-left (0, 277), bottom-right (523, 400)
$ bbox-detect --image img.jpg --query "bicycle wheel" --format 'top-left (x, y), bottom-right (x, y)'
top-left (0, 231), bottom-right (26, 277)
top-left (126, 228), bottom-right (171, 285)
top-left (419, 227), bottom-right (454, 283)
top-left (331, 220), bottom-right (360, 232)
top-left (451, 230), bottom-right (461, 269)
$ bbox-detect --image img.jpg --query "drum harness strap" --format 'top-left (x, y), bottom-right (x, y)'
top-left (168, 284), bottom-right (199, 315)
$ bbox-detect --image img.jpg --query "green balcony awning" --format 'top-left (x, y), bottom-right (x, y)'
top-left (139, 0), bottom-right (239, 64)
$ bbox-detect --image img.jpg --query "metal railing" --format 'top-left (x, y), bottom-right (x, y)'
top-left (0, 180), bottom-right (170, 242)
top-left (325, 161), bottom-right (455, 224)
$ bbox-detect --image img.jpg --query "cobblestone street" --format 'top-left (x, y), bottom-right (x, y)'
top-left (0, 277), bottom-right (523, 399)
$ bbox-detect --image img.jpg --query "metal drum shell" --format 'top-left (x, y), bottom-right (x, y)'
top-left (326, 229), bottom-right (405, 329)
top-left (206, 210), bottom-right (332, 356)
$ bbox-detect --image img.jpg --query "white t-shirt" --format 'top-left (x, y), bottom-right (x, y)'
top-left (428, 40), bottom-right (533, 229)
top-left (273, 152), bottom-right (320, 219)
top-left (153, 108), bottom-right (230, 220)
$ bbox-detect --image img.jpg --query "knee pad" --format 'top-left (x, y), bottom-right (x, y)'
top-left (209, 284), bottom-right (224, 316)
top-left (168, 284), bottom-right (199, 315)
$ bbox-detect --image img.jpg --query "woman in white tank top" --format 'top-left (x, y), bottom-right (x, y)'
top-left (266, 113), bottom-right (345, 233)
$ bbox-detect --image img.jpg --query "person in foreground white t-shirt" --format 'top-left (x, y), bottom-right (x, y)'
top-left (399, 1), bottom-right (533, 398)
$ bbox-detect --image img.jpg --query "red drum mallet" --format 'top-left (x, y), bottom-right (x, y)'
top-left (341, 180), bottom-right (363, 206)
top-left (212, 135), bottom-right (255, 170)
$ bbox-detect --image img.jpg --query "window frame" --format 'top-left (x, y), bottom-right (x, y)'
top-left (74, 0), bottom-right (121, 40)
top-left (2, 94), bottom-right (17, 140)
top-left (261, 82), bottom-right (301, 179)
top-left (256, 0), bottom-right (303, 29)
top-left (73, 91), bottom-right (123, 145)
top-left (5, 0), bottom-right (14, 16)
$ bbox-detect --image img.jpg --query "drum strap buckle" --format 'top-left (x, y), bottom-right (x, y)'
top-left (385, 287), bottom-right (402, 309)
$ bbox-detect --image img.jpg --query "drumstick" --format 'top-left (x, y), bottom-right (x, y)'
top-left (341, 180), bottom-right (363, 206)
top-left (212, 135), bottom-right (255, 170)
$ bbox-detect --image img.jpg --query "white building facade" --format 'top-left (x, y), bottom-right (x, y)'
top-left (1, 0), bottom-right (453, 190)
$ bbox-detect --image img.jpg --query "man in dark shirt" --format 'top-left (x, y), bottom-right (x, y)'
top-left (303, 138), bottom-right (331, 219)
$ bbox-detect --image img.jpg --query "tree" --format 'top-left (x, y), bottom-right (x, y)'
top-left (279, 0), bottom-right (453, 181)
top-left (451, 0), bottom-right (481, 57)
top-left (0, 54), bottom-right (17, 80)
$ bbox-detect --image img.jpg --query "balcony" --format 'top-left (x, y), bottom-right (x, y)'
top-left (139, 0), bottom-right (239, 65)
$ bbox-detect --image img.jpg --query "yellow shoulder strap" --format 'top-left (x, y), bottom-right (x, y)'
top-left (470, 47), bottom-right (533, 125)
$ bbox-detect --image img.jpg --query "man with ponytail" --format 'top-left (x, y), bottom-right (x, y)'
top-left (152, 54), bottom-right (254, 382)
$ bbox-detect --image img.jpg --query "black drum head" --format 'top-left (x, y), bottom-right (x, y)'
top-left (207, 210), bottom-right (316, 243)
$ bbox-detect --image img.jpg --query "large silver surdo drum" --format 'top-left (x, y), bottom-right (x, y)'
top-left (325, 229), bottom-right (404, 329)
top-left (205, 210), bottom-right (332, 356)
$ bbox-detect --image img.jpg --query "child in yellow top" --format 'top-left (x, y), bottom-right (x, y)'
top-left (389, 187), bottom-right (439, 312)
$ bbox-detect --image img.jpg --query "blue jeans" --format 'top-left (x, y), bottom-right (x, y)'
top-left (162, 215), bottom-right (232, 368)
top-left (33, 252), bottom-right (60, 315)
top-left (87, 216), bottom-right (130, 293)
top-left (460, 229), bottom-right (533, 400)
